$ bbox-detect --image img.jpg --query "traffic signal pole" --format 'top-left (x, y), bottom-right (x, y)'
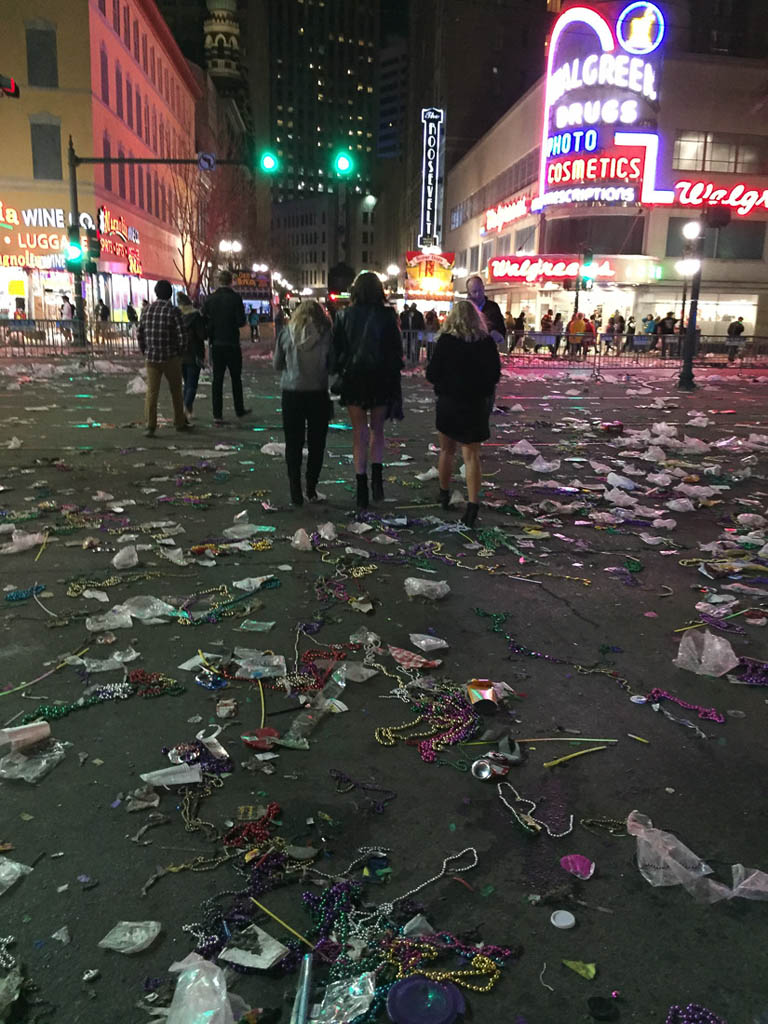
top-left (67, 138), bottom-right (86, 345)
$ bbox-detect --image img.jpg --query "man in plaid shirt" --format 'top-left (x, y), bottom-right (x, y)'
top-left (137, 280), bottom-right (190, 437)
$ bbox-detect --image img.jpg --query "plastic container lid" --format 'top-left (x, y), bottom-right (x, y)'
top-left (550, 909), bottom-right (576, 929)
top-left (386, 976), bottom-right (465, 1024)
top-left (629, 695), bottom-right (647, 704)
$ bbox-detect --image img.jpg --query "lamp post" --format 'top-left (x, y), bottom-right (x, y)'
top-left (677, 220), bottom-right (703, 391)
top-left (219, 239), bottom-right (242, 271)
top-left (674, 256), bottom-right (701, 341)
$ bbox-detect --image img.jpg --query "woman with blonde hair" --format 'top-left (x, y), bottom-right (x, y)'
top-left (273, 299), bottom-right (333, 506)
top-left (426, 299), bottom-right (501, 528)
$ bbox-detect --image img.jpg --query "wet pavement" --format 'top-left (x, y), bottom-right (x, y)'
top-left (1, 354), bottom-right (768, 1024)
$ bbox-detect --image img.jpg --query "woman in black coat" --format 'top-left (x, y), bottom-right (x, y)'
top-left (331, 272), bottom-right (403, 509)
top-left (426, 300), bottom-right (501, 528)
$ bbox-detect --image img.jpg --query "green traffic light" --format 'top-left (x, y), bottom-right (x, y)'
top-left (260, 151), bottom-right (279, 173)
top-left (66, 242), bottom-right (83, 260)
top-left (333, 151), bottom-right (354, 176)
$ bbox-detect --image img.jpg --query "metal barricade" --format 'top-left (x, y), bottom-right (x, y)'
top-left (0, 319), bottom-right (140, 361)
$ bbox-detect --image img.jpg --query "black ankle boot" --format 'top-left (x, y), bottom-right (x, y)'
top-left (371, 463), bottom-right (384, 501)
top-left (289, 474), bottom-right (304, 506)
top-left (438, 488), bottom-right (451, 510)
top-left (356, 473), bottom-right (369, 509)
top-left (461, 502), bottom-right (479, 528)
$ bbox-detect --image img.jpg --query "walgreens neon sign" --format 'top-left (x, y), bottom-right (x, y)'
top-left (534, 3), bottom-right (673, 212)
top-left (482, 195), bottom-right (531, 235)
top-left (674, 180), bottom-right (768, 217)
top-left (488, 255), bottom-right (616, 284)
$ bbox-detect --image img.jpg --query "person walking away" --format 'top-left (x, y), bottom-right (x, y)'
top-left (466, 275), bottom-right (506, 350)
top-left (177, 293), bottom-right (206, 418)
top-left (513, 311), bottom-right (526, 350)
top-left (203, 270), bottom-right (250, 425)
top-left (274, 299), bottom-right (333, 506)
top-left (126, 301), bottom-right (138, 325)
top-left (331, 271), bottom-right (403, 509)
top-left (137, 280), bottom-right (189, 438)
top-left (504, 310), bottom-right (516, 350)
top-left (726, 316), bottom-right (745, 362)
top-left (655, 311), bottom-right (677, 358)
top-left (97, 299), bottom-right (110, 321)
top-left (426, 300), bottom-right (501, 529)
top-left (249, 307), bottom-right (261, 342)
top-left (603, 316), bottom-right (616, 353)
top-left (60, 294), bottom-right (74, 342)
top-left (623, 315), bottom-right (636, 352)
top-left (552, 312), bottom-right (564, 357)
top-left (566, 311), bottom-right (587, 358)
top-left (583, 314), bottom-right (596, 357)
top-left (425, 308), bottom-right (439, 361)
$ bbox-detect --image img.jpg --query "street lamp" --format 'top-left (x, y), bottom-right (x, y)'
top-left (454, 266), bottom-right (468, 277)
top-left (678, 220), bottom-right (704, 391)
top-left (674, 258), bottom-right (701, 348)
top-left (386, 264), bottom-right (400, 277)
top-left (252, 262), bottom-right (269, 273)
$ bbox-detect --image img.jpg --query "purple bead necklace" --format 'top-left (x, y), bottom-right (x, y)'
top-left (666, 1004), bottom-right (727, 1024)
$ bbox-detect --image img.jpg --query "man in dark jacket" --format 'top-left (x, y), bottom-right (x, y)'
top-left (466, 275), bottom-right (506, 349)
top-left (202, 270), bottom-right (250, 424)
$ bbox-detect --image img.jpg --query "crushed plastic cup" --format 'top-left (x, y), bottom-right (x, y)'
top-left (0, 721), bottom-right (50, 754)
top-left (98, 920), bottom-right (161, 954)
top-left (0, 856), bottom-right (33, 896)
top-left (86, 606), bottom-right (133, 632)
top-left (674, 630), bottom-right (740, 677)
top-left (121, 595), bottom-right (176, 621)
top-left (140, 763), bottom-right (202, 786)
top-left (166, 953), bottom-right (239, 1024)
top-left (196, 726), bottom-right (229, 760)
top-left (0, 738), bottom-right (66, 782)
top-left (404, 578), bottom-right (450, 600)
top-left (510, 439), bottom-right (540, 456)
top-left (112, 545), bottom-right (139, 569)
top-left (409, 633), bottom-right (449, 652)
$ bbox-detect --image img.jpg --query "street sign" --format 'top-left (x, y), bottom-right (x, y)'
top-left (198, 151), bottom-right (216, 172)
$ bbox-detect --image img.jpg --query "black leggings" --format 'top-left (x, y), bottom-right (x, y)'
top-left (282, 389), bottom-right (332, 488)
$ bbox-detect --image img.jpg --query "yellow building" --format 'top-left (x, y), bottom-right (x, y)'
top-left (0, 0), bottom-right (200, 319)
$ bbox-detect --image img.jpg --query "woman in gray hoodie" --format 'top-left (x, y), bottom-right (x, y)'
top-left (273, 299), bottom-right (333, 506)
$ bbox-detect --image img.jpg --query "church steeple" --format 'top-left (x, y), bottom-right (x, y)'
top-left (203, 0), bottom-right (242, 86)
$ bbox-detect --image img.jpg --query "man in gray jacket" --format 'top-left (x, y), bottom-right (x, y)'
top-left (202, 270), bottom-right (250, 424)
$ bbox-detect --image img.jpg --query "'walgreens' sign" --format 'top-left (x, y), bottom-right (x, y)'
top-left (482, 195), bottom-right (531, 235)
top-left (488, 254), bottom-right (616, 284)
top-left (674, 180), bottom-right (768, 217)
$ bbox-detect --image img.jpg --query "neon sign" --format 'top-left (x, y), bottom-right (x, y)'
top-left (534, 3), bottom-right (672, 212)
top-left (488, 255), bottom-right (616, 284)
top-left (482, 195), bottom-right (531, 235)
top-left (98, 205), bottom-right (142, 273)
top-left (673, 180), bottom-right (768, 217)
top-left (418, 107), bottom-right (445, 248)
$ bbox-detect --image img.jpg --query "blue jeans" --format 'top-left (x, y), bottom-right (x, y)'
top-left (182, 362), bottom-right (201, 411)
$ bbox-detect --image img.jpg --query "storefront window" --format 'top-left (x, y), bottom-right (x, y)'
top-left (514, 225), bottom-right (536, 254)
top-left (665, 216), bottom-right (765, 260)
top-left (673, 131), bottom-right (768, 174)
top-left (673, 132), bottom-right (706, 170)
top-left (481, 241), bottom-right (493, 267)
top-left (469, 245), bottom-right (479, 273)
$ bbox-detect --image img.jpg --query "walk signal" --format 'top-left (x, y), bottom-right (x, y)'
top-left (0, 75), bottom-right (19, 98)
top-left (333, 151), bottom-right (354, 176)
top-left (65, 225), bottom-right (83, 272)
top-left (259, 151), bottom-right (279, 174)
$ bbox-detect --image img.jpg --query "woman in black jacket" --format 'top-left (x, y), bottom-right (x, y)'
top-left (331, 272), bottom-right (403, 509)
top-left (426, 300), bottom-right (501, 528)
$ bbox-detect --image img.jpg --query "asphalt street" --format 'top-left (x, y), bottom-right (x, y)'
top-left (1, 351), bottom-right (768, 1024)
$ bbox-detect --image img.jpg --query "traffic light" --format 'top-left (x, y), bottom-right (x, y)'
top-left (65, 225), bottom-right (83, 272)
top-left (84, 227), bottom-right (100, 274)
top-left (0, 75), bottom-right (19, 98)
top-left (333, 151), bottom-right (354, 176)
top-left (259, 150), bottom-right (279, 174)
top-left (581, 248), bottom-right (596, 279)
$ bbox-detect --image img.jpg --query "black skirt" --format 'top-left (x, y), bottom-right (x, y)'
top-left (435, 393), bottom-right (493, 444)
top-left (339, 370), bottom-right (401, 413)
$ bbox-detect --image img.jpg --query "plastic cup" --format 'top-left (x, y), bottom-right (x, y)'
top-left (550, 909), bottom-right (576, 929)
top-left (139, 764), bottom-right (202, 785)
top-left (0, 720), bottom-right (51, 752)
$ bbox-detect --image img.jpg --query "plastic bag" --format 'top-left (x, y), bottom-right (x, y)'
top-left (627, 810), bottom-right (768, 904)
top-left (604, 487), bottom-right (637, 508)
top-left (292, 528), bottom-right (313, 551)
top-left (674, 630), bottom-right (739, 677)
top-left (98, 920), bottom-right (161, 953)
top-left (112, 545), bottom-right (138, 569)
top-left (121, 595), bottom-right (176, 622)
top-left (126, 373), bottom-right (147, 395)
top-left (0, 856), bottom-right (33, 896)
top-left (651, 421), bottom-right (677, 436)
top-left (86, 606), bottom-right (133, 631)
top-left (510, 439), bottom-right (540, 456)
top-left (0, 738), bottom-right (66, 782)
top-left (318, 522), bottom-right (337, 541)
top-left (140, 764), bottom-right (202, 786)
top-left (410, 633), bottom-right (449, 652)
top-left (404, 577), bottom-right (450, 600)
top-left (531, 456), bottom-right (561, 473)
top-left (606, 472), bottom-right (636, 490)
top-left (222, 523), bottom-right (275, 540)
top-left (260, 442), bottom-right (285, 457)
top-left (667, 498), bottom-right (695, 512)
top-left (0, 530), bottom-right (47, 555)
top-left (167, 953), bottom-right (236, 1024)
top-left (310, 972), bottom-right (376, 1023)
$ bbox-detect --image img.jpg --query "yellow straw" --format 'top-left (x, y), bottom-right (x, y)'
top-left (543, 745), bottom-right (607, 768)
top-left (0, 647), bottom-right (89, 699)
top-left (34, 532), bottom-right (49, 562)
top-left (257, 678), bottom-right (265, 729)
top-left (461, 737), bottom-right (617, 746)
top-left (250, 897), bottom-right (315, 950)
top-left (628, 734), bottom-right (650, 744)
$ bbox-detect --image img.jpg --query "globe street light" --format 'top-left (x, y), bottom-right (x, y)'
top-left (682, 220), bottom-right (702, 240)
top-left (386, 264), bottom-right (400, 277)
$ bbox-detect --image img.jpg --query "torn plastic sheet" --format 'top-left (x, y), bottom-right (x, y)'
top-left (0, 530), bottom-right (47, 555)
top-left (309, 972), bottom-right (376, 1023)
top-left (98, 920), bottom-right (161, 953)
top-left (0, 856), bottom-right (33, 896)
top-left (218, 925), bottom-right (288, 970)
top-left (627, 810), bottom-right (768, 903)
top-left (65, 647), bottom-right (140, 672)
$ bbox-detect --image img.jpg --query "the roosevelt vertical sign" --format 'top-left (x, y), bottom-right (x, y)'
top-left (418, 107), bottom-right (445, 248)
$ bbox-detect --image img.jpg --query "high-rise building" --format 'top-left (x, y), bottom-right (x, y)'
top-left (377, 35), bottom-right (407, 161)
top-left (266, 0), bottom-right (380, 203)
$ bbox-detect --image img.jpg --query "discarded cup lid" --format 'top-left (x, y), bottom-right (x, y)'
top-left (386, 975), bottom-right (465, 1024)
top-left (550, 909), bottom-right (576, 930)
top-left (629, 695), bottom-right (647, 704)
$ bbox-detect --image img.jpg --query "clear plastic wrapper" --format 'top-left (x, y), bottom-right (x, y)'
top-left (0, 856), bottom-right (33, 895)
top-left (167, 953), bottom-right (236, 1024)
top-left (531, 456), bottom-right (561, 473)
top-left (0, 530), bottom-right (47, 555)
top-left (291, 528), bottom-right (313, 551)
top-left (510, 439), bottom-right (539, 456)
top-left (310, 972), bottom-right (376, 1023)
top-left (121, 595), bottom-right (176, 621)
top-left (409, 633), bottom-right (449, 652)
top-left (282, 668), bottom-right (347, 743)
top-left (404, 577), bottom-right (450, 600)
top-left (674, 630), bottom-right (740, 677)
top-left (86, 607), bottom-right (133, 632)
top-left (111, 545), bottom-right (138, 569)
top-left (0, 738), bottom-right (66, 782)
top-left (98, 920), bottom-right (161, 953)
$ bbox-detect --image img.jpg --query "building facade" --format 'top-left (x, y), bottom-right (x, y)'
top-left (445, 0), bottom-right (768, 336)
top-left (0, 0), bottom-right (200, 320)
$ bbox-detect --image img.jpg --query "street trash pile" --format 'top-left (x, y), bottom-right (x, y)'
top-left (1, 366), bottom-right (767, 1023)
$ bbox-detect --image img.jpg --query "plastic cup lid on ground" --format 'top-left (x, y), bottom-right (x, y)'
top-left (386, 975), bottom-right (465, 1024)
top-left (550, 909), bottom-right (576, 929)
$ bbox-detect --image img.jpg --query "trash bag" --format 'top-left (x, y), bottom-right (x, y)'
top-left (404, 577), bottom-right (450, 600)
top-left (167, 953), bottom-right (236, 1024)
top-left (673, 630), bottom-right (740, 677)
top-left (98, 920), bottom-right (161, 953)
